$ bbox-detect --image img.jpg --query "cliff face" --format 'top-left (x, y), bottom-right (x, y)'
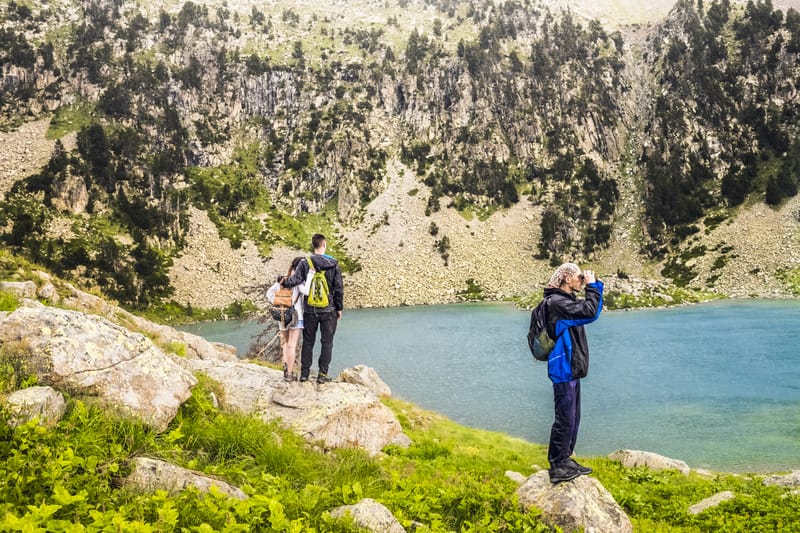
top-left (0, 0), bottom-right (798, 309)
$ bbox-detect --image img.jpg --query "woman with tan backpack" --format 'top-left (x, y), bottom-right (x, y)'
top-left (267, 256), bottom-right (314, 381)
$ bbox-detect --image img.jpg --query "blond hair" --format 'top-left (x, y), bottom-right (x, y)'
top-left (547, 262), bottom-right (581, 288)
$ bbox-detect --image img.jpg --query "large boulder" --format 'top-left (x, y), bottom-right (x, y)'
top-left (5, 385), bottom-right (66, 427)
top-left (181, 358), bottom-right (405, 456)
top-left (608, 449), bottom-right (691, 476)
top-left (516, 471), bottom-right (632, 533)
top-left (125, 457), bottom-right (246, 500)
top-left (0, 304), bottom-right (196, 431)
top-left (330, 498), bottom-right (406, 533)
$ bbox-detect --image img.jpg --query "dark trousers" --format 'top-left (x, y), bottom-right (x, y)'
top-left (300, 310), bottom-right (338, 377)
top-left (548, 379), bottom-right (581, 468)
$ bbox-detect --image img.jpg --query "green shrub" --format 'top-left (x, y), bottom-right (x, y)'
top-left (0, 290), bottom-right (20, 312)
top-left (776, 267), bottom-right (800, 295)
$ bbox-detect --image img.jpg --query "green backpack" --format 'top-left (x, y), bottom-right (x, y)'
top-left (306, 257), bottom-right (330, 308)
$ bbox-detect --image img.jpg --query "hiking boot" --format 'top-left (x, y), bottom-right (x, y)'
top-left (299, 375), bottom-right (309, 383)
top-left (316, 372), bottom-right (332, 384)
top-left (283, 363), bottom-right (289, 381)
top-left (567, 458), bottom-right (593, 475)
top-left (549, 463), bottom-right (581, 484)
top-left (283, 373), bottom-right (297, 383)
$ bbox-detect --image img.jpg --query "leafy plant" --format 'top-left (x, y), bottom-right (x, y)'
top-left (0, 289), bottom-right (20, 312)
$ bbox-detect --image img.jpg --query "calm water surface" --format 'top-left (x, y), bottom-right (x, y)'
top-left (181, 300), bottom-right (800, 472)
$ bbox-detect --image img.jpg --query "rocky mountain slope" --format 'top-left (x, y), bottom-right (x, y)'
top-left (0, 0), bottom-right (798, 310)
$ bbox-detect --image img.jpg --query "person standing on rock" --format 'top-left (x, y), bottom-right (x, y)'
top-left (280, 233), bottom-right (344, 384)
top-left (541, 262), bottom-right (604, 484)
top-left (267, 256), bottom-right (314, 382)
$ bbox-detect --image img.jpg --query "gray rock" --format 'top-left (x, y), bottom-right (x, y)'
top-left (36, 282), bottom-right (59, 303)
top-left (269, 379), bottom-right (402, 456)
top-left (763, 471), bottom-right (800, 487)
top-left (505, 470), bottom-right (527, 484)
top-left (517, 471), bottom-right (632, 533)
top-left (0, 306), bottom-right (196, 431)
top-left (59, 283), bottom-right (238, 362)
top-left (121, 312), bottom-right (238, 362)
top-left (608, 449), bottom-right (691, 475)
top-left (0, 280), bottom-right (36, 299)
top-left (330, 498), bottom-right (405, 533)
top-left (389, 431), bottom-right (413, 449)
top-left (688, 491), bottom-right (735, 515)
top-left (338, 364), bottom-right (391, 397)
top-left (125, 457), bottom-right (246, 500)
top-left (5, 386), bottom-right (66, 427)
top-left (181, 358), bottom-right (403, 456)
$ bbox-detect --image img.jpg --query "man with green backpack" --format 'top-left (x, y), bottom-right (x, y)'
top-left (280, 233), bottom-right (344, 384)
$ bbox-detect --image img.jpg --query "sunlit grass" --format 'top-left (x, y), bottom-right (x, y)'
top-left (47, 99), bottom-right (97, 140)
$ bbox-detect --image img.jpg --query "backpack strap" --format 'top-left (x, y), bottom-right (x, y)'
top-left (542, 295), bottom-right (556, 341)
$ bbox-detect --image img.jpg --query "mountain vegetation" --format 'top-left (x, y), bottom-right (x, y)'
top-left (0, 0), bottom-right (798, 311)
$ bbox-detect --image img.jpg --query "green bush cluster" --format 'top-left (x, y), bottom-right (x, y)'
top-left (456, 278), bottom-right (484, 301)
top-left (603, 286), bottom-right (723, 310)
top-left (776, 267), bottom-right (800, 295)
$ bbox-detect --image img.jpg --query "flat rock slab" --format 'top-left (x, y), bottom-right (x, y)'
top-left (125, 457), bottom-right (246, 500)
top-left (608, 449), bottom-right (691, 475)
top-left (688, 491), bottom-right (735, 515)
top-left (182, 359), bottom-right (404, 456)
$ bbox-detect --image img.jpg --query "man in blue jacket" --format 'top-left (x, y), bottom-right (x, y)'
top-left (281, 234), bottom-right (344, 384)
top-left (542, 262), bottom-right (603, 483)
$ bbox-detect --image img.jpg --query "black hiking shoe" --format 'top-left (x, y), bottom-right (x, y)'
top-left (283, 363), bottom-right (289, 380)
top-left (549, 463), bottom-right (581, 484)
top-left (283, 373), bottom-right (297, 382)
top-left (316, 372), bottom-right (332, 384)
top-left (567, 458), bottom-right (592, 475)
top-left (299, 375), bottom-right (309, 383)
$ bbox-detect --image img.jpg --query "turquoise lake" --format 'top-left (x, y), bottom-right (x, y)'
top-left (180, 299), bottom-right (800, 473)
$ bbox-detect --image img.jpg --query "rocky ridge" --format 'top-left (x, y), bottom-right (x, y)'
top-left (1, 115), bottom-right (797, 310)
top-left (175, 155), bottom-right (800, 310)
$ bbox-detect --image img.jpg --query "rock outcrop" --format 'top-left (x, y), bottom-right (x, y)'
top-left (338, 364), bottom-right (391, 397)
top-left (330, 498), bottom-right (406, 533)
top-left (516, 471), bottom-right (633, 533)
top-left (124, 457), bottom-right (246, 500)
top-left (608, 449), bottom-right (691, 476)
top-left (57, 281), bottom-right (239, 363)
top-left (0, 303), bottom-right (197, 431)
top-left (5, 385), bottom-right (66, 427)
top-left (179, 357), bottom-right (406, 456)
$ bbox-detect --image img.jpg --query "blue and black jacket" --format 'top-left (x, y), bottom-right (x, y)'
top-left (543, 281), bottom-right (604, 384)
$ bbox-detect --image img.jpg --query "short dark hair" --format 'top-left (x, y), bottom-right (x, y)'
top-left (312, 233), bottom-right (326, 250)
